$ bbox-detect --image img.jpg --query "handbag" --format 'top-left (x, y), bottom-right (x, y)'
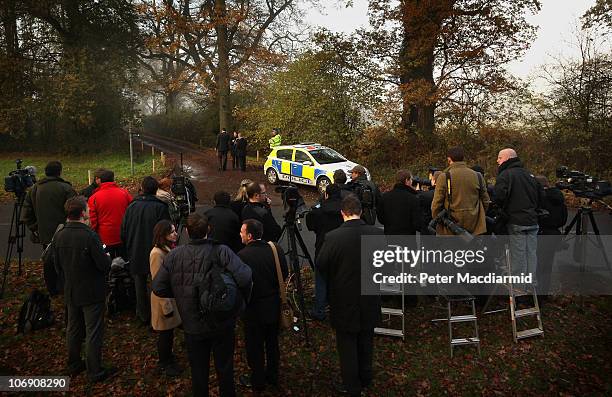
top-left (268, 241), bottom-right (293, 330)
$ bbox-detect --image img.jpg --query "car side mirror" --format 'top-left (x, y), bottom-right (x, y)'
top-left (302, 161), bottom-right (312, 166)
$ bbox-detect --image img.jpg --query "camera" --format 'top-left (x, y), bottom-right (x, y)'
top-left (4, 159), bottom-right (36, 198)
top-left (276, 184), bottom-right (308, 219)
top-left (428, 209), bottom-right (474, 243)
top-left (411, 176), bottom-right (432, 188)
top-left (171, 175), bottom-right (197, 218)
top-left (555, 166), bottom-right (612, 199)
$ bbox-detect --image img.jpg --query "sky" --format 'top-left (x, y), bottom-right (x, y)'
top-left (304, 0), bottom-right (598, 83)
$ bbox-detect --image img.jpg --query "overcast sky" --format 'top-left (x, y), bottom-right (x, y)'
top-left (304, 0), bottom-right (598, 82)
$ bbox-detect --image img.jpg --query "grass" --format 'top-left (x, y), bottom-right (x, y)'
top-left (0, 147), bottom-right (171, 202)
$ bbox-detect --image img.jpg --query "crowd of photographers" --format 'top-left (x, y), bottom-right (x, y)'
top-left (17, 143), bottom-right (571, 396)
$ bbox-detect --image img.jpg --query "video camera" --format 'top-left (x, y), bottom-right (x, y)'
top-left (4, 159), bottom-right (36, 198)
top-left (556, 166), bottom-right (612, 199)
top-left (411, 167), bottom-right (440, 189)
top-left (428, 209), bottom-right (474, 244)
top-left (171, 175), bottom-right (197, 218)
top-left (275, 184), bottom-right (308, 220)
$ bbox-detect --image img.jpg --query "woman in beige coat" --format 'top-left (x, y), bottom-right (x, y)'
top-left (150, 220), bottom-right (182, 377)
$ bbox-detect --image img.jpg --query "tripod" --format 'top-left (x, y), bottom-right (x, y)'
top-left (563, 201), bottom-right (610, 271)
top-left (278, 211), bottom-right (314, 345)
top-left (1, 194), bottom-right (27, 299)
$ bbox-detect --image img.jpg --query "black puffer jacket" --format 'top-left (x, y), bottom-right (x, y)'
top-left (152, 239), bottom-right (252, 336)
top-left (120, 195), bottom-right (171, 275)
top-left (494, 158), bottom-right (544, 226)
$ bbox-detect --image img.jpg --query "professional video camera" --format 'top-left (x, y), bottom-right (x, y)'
top-left (171, 175), bottom-right (197, 219)
top-left (275, 184), bottom-right (308, 220)
top-left (428, 209), bottom-right (474, 243)
top-left (4, 159), bottom-right (36, 197)
top-left (556, 166), bottom-right (612, 199)
top-left (411, 167), bottom-right (440, 189)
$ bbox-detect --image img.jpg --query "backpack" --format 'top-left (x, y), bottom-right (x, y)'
top-left (17, 289), bottom-right (55, 334)
top-left (195, 245), bottom-right (240, 324)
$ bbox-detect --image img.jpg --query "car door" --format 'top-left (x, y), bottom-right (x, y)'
top-left (275, 148), bottom-right (294, 182)
top-left (291, 149), bottom-right (316, 186)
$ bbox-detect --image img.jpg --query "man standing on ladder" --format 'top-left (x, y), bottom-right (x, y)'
top-left (268, 128), bottom-right (282, 149)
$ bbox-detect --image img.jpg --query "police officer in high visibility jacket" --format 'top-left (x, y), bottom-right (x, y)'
top-left (269, 128), bottom-right (282, 149)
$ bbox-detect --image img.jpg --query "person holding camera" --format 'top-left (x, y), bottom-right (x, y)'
top-left (535, 175), bottom-right (568, 299)
top-left (216, 128), bottom-right (231, 171)
top-left (494, 149), bottom-right (544, 282)
top-left (305, 183), bottom-right (344, 321)
top-left (431, 147), bottom-right (490, 236)
top-left (121, 176), bottom-right (171, 326)
top-left (152, 213), bottom-right (252, 397)
top-left (419, 170), bottom-right (441, 233)
top-left (347, 165), bottom-right (381, 225)
top-left (149, 220), bottom-right (182, 377)
top-left (317, 194), bottom-right (383, 396)
top-left (87, 169), bottom-right (132, 259)
top-left (237, 219), bottom-right (288, 392)
top-left (241, 182), bottom-right (281, 242)
top-left (205, 191), bottom-right (242, 253)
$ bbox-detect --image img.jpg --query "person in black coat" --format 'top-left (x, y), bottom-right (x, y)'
top-left (237, 219), bottom-right (288, 391)
top-left (305, 184), bottom-right (343, 320)
top-left (377, 170), bottom-right (423, 239)
top-left (205, 191), bottom-right (242, 253)
top-left (535, 175), bottom-right (568, 298)
top-left (418, 170), bottom-right (441, 232)
top-left (49, 197), bottom-right (114, 382)
top-left (152, 213), bottom-right (252, 397)
top-left (333, 169), bottom-right (352, 198)
top-left (235, 133), bottom-right (248, 172)
top-left (241, 182), bottom-right (282, 242)
top-left (121, 176), bottom-right (171, 325)
top-left (216, 128), bottom-right (232, 171)
top-left (317, 194), bottom-right (383, 396)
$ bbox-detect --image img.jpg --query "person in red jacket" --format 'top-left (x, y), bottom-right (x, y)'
top-left (88, 169), bottom-right (133, 258)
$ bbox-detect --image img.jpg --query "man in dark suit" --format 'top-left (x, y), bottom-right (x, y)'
top-left (317, 194), bottom-right (382, 396)
top-left (216, 128), bottom-right (232, 171)
top-left (377, 169), bottom-right (423, 239)
top-left (241, 183), bottom-right (281, 242)
top-left (235, 132), bottom-right (248, 171)
top-left (50, 196), bottom-right (114, 382)
top-left (237, 219), bottom-right (288, 391)
top-left (205, 191), bottom-right (242, 253)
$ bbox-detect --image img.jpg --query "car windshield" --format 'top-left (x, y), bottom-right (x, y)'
top-left (308, 148), bottom-right (346, 165)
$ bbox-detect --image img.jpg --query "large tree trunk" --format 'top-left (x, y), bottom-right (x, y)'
top-left (215, 0), bottom-right (232, 132)
top-left (398, 0), bottom-right (450, 135)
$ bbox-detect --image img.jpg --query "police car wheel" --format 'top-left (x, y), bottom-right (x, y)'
top-left (266, 168), bottom-right (279, 184)
top-left (316, 176), bottom-right (331, 193)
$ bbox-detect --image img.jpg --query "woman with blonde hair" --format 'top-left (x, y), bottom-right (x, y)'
top-left (150, 220), bottom-right (182, 377)
top-left (230, 178), bottom-right (253, 220)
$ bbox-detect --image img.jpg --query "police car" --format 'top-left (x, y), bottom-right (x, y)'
top-left (264, 143), bottom-right (370, 192)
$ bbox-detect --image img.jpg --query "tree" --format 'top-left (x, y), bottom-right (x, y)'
top-left (318, 0), bottom-right (540, 135)
top-left (583, 0), bottom-right (612, 30)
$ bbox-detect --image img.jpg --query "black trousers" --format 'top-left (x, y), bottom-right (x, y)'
top-left (66, 300), bottom-right (105, 380)
top-left (218, 151), bottom-right (228, 171)
top-left (537, 229), bottom-right (561, 295)
top-left (244, 321), bottom-right (280, 390)
top-left (185, 328), bottom-right (236, 397)
top-left (335, 328), bottom-right (375, 396)
top-left (231, 151), bottom-right (238, 169)
top-left (238, 155), bottom-right (247, 171)
top-left (158, 328), bottom-right (175, 365)
top-left (105, 244), bottom-right (126, 260)
top-left (132, 273), bottom-right (150, 323)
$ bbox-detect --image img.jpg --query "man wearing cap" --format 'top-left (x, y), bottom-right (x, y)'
top-left (347, 165), bottom-right (381, 225)
top-left (268, 129), bottom-right (282, 149)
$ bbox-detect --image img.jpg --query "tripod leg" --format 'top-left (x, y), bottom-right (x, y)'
top-left (564, 212), bottom-right (580, 235)
top-left (294, 230), bottom-right (315, 270)
top-left (587, 211), bottom-right (611, 270)
top-left (287, 226), bottom-right (309, 345)
top-left (1, 202), bottom-right (19, 299)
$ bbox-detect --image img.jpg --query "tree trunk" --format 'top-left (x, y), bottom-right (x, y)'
top-left (215, 0), bottom-right (232, 132)
top-left (165, 91), bottom-right (178, 114)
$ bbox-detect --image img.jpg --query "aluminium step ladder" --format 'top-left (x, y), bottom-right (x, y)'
top-left (446, 296), bottom-right (481, 358)
top-left (375, 261), bottom-right (405, 339)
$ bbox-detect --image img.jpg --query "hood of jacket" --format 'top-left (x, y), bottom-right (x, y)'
top-left (392, 183), bottom-right (418, 195)
top-left (498, 157), bottom-right (524, 174)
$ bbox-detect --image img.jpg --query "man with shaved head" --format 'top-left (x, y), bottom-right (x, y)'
top-left (494, 148), bottom-right (544, 290)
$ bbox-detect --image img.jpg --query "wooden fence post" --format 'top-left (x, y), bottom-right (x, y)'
top-left (88, 170), bottom-right (92, 185)
top-left (160, 152), bottom-right (166, 166)
top-left (152, 159), bottom-right (156, 173)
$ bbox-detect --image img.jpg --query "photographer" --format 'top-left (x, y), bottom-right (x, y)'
top-left (494, 149), bottom-right (543, 280)
top-left (419, 170), bottom-right (441, 233)
top-left (347, 165), bottom-right (381, 225)
top-left (205, 191), bottom-right (242, 253)
top-left (431, 147), bottom-right (490, 236)
top-left (535, 175), bottom-right (567, 298)
top-left (333, 169), bottom-right (352, 198)
top-left (241, 183), bottom-right (281, 242)
top-left (378, 170), bottom-right (423, 238)
top-left (305, 184), bottom-right (344, 321)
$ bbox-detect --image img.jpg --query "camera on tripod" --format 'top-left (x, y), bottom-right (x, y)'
top-left (4, 159), bottom-right (36, 197)
top-left (428, 209), bottom-right (474, 243)
top-left (275, 184), bottom-right (308, 219)
top-left (411, 167), bottom-right (439, 189)
top-left (171, 175), bottom-right (197, 218)
top-left (556, 166), bottom-right (612, 199)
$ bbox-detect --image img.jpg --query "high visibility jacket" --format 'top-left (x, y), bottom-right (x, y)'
top-left (269, 134), bottom-right (282, 148)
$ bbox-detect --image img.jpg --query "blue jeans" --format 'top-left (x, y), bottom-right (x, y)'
top-left (312, 267), bottom-right (327, 318)
top-left (507, 224), bottom-right (539, 288)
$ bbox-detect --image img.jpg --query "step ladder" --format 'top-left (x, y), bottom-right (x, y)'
top-left (508, 250), bottom-right (544, 341)
top-left (375, 261), bottom-right (405, 339)
top-left (446, 296), bottom-right (481, 358)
